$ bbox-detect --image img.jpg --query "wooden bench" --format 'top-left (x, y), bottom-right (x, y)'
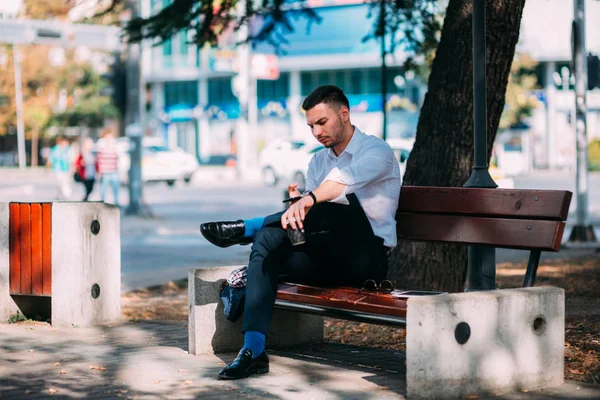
top-left (274, 186), bottom-right (573, 327)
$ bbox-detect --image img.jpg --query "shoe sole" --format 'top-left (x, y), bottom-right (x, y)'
top-left (217, 366), bottom-right (269, 380)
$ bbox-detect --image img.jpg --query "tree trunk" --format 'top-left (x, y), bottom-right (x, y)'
top-left (387, 0), bottom-right (526, 293)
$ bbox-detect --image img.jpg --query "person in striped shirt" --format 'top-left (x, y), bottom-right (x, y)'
top-left (96, 130), bottom-right (120, 207)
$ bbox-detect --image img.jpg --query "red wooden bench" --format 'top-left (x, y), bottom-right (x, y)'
top-left (274, 186), bottom-right (572, 327)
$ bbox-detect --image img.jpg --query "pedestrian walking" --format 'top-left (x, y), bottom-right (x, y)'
top-left (47, 136), bottom-right (72, 200)
top-left (74, 138), bottom-right (97, 201)
top-left (96, 130), bottom-right (120, 207)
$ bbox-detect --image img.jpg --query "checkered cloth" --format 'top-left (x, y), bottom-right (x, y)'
top-left (227, 266), bottom-right (248, 288)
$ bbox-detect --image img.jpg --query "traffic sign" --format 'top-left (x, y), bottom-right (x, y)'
top-left (0, 19), bottom-right (121, 51)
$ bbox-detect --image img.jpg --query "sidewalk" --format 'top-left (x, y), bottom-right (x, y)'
top-left (1, 321), bottom-right (599, 400)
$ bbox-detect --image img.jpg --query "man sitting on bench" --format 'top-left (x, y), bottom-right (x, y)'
top-left (200, 85), bottom-right (401, 380)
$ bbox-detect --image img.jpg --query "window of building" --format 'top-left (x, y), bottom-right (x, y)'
top-left (257, 73), bottom-right (290, 100)
top-left (162, 39), bottom-right (173, 56)
top-left (164, 81), bottom-right (198, 108)
top-left (208, 77), bottom-right (237, 103)
top-left (300, 68), bottom-right (406, 96)
top-left (180, 31), bottom-right (188, 56)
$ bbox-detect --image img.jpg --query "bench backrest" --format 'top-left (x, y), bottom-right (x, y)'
top-left (396, 186), bottom-right (572, 251)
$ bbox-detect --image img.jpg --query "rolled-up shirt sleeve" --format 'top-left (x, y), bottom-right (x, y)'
top-left (323, 144), bottom-right (394, 204)
top-left (305, 156), bottom-right (318, 192)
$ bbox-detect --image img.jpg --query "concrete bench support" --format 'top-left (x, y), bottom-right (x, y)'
top-left (0, 202), bottom-right (120, 327)
top-left (188, 267), bottom-right (323, 354)
top-left (406, 287), bottom-right (564, 399)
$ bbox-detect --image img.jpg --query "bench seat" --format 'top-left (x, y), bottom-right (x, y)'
top-left (275, 282), bottom-right (447, 327)
top-left (274, 186), bottom-right (573, 325)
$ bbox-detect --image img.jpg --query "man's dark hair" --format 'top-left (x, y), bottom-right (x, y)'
top-left (301, 85), bottom-right (350, 111)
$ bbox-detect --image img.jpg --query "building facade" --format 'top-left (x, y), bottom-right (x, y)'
top-left (141, 0), bottom-right (600, 174)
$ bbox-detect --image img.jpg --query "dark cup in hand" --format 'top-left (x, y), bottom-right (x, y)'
top-left (286, 227), bottom-right (306, 246)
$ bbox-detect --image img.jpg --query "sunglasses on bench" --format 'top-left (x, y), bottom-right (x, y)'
top-left (357, 279), bottom-right (394, 294)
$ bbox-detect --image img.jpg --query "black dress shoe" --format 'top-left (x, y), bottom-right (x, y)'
top-left (200, 220), bottom-right (253, 248)
top-left (217, 348), bottom-right (269, 380)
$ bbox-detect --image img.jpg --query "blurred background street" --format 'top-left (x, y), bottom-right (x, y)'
top-left (0, 0), bottom-right (599, 288)
top-left (1, 167), bottom-right (598, 290)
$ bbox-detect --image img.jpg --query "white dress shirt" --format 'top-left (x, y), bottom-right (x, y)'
top-left (305, 127), bottom-right (401, 248)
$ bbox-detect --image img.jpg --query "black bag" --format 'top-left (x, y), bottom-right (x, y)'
top-left (73, 172), bottom-right (83, 182)
top-left (220, 284), bottom-right (246, 322)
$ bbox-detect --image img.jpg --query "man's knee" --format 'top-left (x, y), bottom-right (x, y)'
top-left (252, 227), bottom-right (287, 253)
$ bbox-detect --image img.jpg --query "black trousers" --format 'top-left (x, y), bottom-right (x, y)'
top-left (242, 194), bottom-right (389, 335)
top-left (82, 179), bottom-right (95, 201)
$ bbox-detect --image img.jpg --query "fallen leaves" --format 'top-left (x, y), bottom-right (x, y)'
top-left (183, 380), bottom-right (192, 385)
top-left (48, 388), bottom-right (59, 395)
top-left (89, 365), bottom-right (107, 371)
top-left (178, 369), bottom-right (189, 373)
top-left (59, 370), bottom-right (68, 375)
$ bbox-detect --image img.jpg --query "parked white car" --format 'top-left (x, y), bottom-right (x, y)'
top-left (258, 140), bottom-right (322, 188)
top-left (258, 138), bottom-right (412, 189)
top-left (116, 137), bottom-right (198, 187)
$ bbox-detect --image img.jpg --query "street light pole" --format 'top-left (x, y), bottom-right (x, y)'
top-left (124, 0), bottom-right (144, 215)
top-left (13, 45), bottom-right (26, 169)
top-left (234, 0), bottom-right (258, 181)
top-left (569, 0), bottom-right (596, 242)
top-left (380, 0), bottom-right (388, 142)
top-left (464, 0), bottom-right (497, 291)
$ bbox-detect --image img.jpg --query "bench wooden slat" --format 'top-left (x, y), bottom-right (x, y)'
top-left (397, 213), bottom-right (565, 251)
top-left (276, 283), bottom-right (408, 318)
top-left (398, 186), bottom-right (572, 221)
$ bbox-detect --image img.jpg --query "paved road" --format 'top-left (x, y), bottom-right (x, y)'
top-left (1, 168), bottom-right (598, 290)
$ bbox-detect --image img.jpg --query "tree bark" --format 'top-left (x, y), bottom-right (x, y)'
top-left (387, 0), bottom-right (526, 292)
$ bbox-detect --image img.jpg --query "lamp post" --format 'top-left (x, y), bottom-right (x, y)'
top-left (380, 0), bottom-right (388, 142)
top-left (568, 0), bottom-right (596, 242)
top-left (124, 0), bottom-right (144, 216)
top-left (463, 0), bottom-right (498, 291)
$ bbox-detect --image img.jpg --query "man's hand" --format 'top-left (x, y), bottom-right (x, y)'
top-left (288, 183), bottom-right (302, 200)
top-left (281, 195), bottom-right (314, 230)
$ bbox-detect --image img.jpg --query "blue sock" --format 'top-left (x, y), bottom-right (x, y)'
top-left (243, 217), bottom-right (265, 237)
top-left (243, 331), bottom-right (266, 358)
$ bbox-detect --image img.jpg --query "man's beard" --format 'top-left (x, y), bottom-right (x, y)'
top-left (323, 118), bottom-right (344, 149)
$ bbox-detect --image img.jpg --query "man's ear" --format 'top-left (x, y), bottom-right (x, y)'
top-left (339, 105), bottom-right (350, 122)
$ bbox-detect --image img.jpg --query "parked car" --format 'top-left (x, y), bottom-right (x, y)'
top-left (258, 138), bottom-right (412, 189)
top-left (258, 140), bottom-right (322, 188)
top-left (116, 137), bottom-right (198, 187)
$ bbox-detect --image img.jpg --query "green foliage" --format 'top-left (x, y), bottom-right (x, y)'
top-left (7, 311), bottom-right (27, 324)
top-left (51, 96), bottom-right (120, 128)
top-left (49, 64), bottom-right (120, 129)
top-left (589, 140), bottom-right (600, 171)
top-left (500, 53), bottom-right (541, 130)
top-left (0, 1), bottom-right (121, 136)
top-left (95, 0), bottom-right (442, 73)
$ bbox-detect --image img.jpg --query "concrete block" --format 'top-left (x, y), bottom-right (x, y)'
top-left (51, 202), bottom-right (120, 327)
top-left (189, 266), bottom-right (323, 355)
top-left (406, 287), bottom-right (564, 399)
top-left (0, 202), bottom-right (120, 327)
top-left (0, 203), bottom-right (20, 321)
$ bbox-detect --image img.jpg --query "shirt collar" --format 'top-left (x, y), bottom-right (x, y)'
top-left (327, 126), bottom-right (364, 158)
